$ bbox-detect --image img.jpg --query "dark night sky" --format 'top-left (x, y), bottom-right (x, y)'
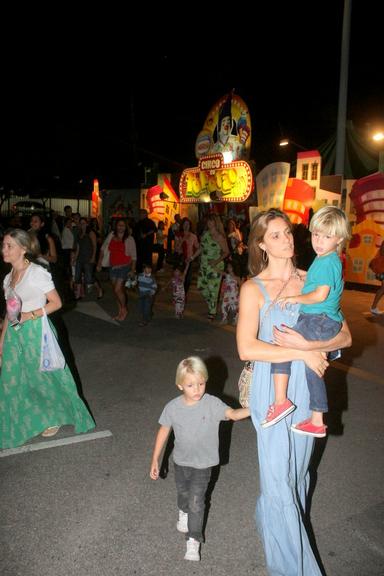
top-left (1, 2), bottom-right (382, 192)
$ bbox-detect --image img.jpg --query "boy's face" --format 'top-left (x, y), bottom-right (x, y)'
top-left (144, 266), bottom-right (152, 276)
top-left (178, 372), bottom-right (206, 405)
top-left (311, 230), bottom-right (342, 257)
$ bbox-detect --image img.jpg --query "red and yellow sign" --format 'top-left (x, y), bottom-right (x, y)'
top-left (179, 154), bottom-right (253, 203)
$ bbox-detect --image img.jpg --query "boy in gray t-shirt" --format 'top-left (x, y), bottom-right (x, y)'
top-left (150, 356), bottom-right (250, 562)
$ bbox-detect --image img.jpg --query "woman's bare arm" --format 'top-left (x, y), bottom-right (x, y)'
top-left (20, 288), bottom-right (62, 323)
top-left (236, 280), bottom-right (328, 376)
top-left (273, 319), bottom-right (352, 352)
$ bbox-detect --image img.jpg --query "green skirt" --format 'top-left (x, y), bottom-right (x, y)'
top-left (0, 317), bottom-right (95, 449)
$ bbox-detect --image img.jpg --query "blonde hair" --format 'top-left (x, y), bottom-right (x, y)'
top-left (247, 209), bottom-right (293, 277)
top-left (175, 356), bottom-right (208, 388)
top-left (309, 206), bottom-right (351, 242)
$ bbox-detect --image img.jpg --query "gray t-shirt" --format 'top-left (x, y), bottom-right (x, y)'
top-left (159, 393), bottom-right (229, 469)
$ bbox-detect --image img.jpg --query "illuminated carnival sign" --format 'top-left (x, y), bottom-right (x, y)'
top-left (179, 153), bottom-right (253, 203)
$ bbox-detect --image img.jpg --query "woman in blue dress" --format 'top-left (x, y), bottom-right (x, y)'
top-left (237, 209), bottom-right (351, 576)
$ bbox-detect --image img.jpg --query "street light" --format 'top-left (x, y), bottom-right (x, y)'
top-left (278, 138), bottom-right (308, 178)
top-left (279, 138), bottom-right (307, 151)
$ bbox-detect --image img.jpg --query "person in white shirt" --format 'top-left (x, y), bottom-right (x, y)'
top-left (0, 228), bottom-right (95, 448)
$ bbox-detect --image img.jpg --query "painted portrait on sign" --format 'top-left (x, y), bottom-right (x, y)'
top-left (195, 92), bottom-right (251, 161)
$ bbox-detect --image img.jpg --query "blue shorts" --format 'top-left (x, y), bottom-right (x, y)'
top-left (109, 265), bottom-right (131, 281)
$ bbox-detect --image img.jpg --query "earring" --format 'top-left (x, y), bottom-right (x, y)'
top-left (24, 257), bottom-right (30, 264)
top-left (262, 250), bottom-right (268, 263)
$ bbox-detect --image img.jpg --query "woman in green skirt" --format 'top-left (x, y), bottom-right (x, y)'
top-left (0, 229), bottom-right (95, 449)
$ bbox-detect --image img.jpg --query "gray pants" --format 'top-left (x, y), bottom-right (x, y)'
top-left (174, 463), bottom-right (212, 542)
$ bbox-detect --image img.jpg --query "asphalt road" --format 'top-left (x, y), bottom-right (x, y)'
top-left (1, 269), bottom-right (383, 576)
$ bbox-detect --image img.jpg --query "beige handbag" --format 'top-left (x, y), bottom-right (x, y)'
top-left (238, 361), bottom-right (254, 408)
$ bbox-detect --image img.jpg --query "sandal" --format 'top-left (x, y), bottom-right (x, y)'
top-left (41, 426), bottom-right (60, 438)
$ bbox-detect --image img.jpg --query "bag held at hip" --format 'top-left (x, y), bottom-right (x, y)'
top-left (40, 309), bottom-right (66, 372)
top-left (238, 361), bottom-right (254, 408)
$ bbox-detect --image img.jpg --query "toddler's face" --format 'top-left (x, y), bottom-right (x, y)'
top-left (311, 230), bottom-right (342, 257)
top-left (178, 372), bottom-right (206, 405)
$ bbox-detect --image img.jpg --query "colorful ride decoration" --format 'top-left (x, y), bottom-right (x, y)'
top-left (350, 172), bottom-right (384, 226)
top-left (346, 172), bottom-right (384, 284)
top-left (255, 163), bottom-right (315, 225)
top-left (146, 175), bottom-right (180, 230)
top-left (283, 178), bottom-right (315, 225)
top-left (91, 179), bottom-right (100, 218)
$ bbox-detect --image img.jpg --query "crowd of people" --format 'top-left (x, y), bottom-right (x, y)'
top-left (0, 203), bottom-right (362, 574)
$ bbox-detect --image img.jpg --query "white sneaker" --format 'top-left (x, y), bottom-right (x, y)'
top-left (371, 307), bottom-right (384, 315)
top-left (176, 509), bottom-right (188, 533)
top-left (184, 537), bottom-right (200, 561)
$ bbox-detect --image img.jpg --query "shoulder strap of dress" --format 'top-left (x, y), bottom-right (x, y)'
top-left (251, 276), bottom-right (270, 301)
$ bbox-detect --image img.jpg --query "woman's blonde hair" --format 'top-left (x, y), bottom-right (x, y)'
top-left (175, 356), bottom-right (208, 388)
top-left (309, 206), bottom-right (351, 243)
top-left (247, 209), bottom-right (293, 277)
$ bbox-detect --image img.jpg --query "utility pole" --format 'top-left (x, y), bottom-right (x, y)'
top-left (335, 0), bottom-right (352, 175)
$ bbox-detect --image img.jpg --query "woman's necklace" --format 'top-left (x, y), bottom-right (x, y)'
top-left (272, 266), bottom-right (302, 300)
top-left (10, 263), bottom-right (29, 288)
top-left (261, 267), bottom-right (301, 328)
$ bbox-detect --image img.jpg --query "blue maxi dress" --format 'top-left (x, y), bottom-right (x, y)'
top-left (249, 278), bottom-right (322, 576)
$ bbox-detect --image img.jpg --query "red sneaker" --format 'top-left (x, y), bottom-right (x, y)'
top-left (261, 399), bottom-right (296, 428)
top-left (291, 419), bottom-right (327, 438)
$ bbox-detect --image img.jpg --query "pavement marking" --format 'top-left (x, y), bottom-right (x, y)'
top-left (0, 430), bottom-right (113, 458)
top-left (74, 301), bottom-right (120, 324)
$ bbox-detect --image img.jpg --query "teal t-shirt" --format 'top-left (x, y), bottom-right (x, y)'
top-left (300, 251), bottom-right (344, 322)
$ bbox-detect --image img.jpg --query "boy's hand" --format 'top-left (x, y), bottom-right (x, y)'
top-left (277, 296), bottom-right (297, 308)
top-left (150, 461), bottom-right (159, 480)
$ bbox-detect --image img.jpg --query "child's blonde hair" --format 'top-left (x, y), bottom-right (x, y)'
top-left (175, 356), bottom-right (208, 388)
top-left (309, 206), bottom-right (351, 243)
